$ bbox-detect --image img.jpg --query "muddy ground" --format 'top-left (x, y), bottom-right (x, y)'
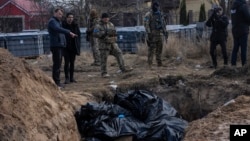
top-left (1, 42), bottom-right (250, 141)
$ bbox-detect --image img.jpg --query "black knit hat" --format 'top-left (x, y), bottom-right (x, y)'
top-left (101, 13), bottom-right (109, 18)
top-left (152, 2), bottom-right (159, 8)
top-left (152, 2), bottom-right (160, 11)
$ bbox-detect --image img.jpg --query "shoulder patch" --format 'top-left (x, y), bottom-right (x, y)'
top-left (93, 28), bottom-right (99, 33)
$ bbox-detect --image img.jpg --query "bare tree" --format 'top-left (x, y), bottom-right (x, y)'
top-left (83, 0), bottom-right (147, 26)
top-left (25, 0), bottom-right (180, 28)
top-left (28, 0), bottom-right (53, 30)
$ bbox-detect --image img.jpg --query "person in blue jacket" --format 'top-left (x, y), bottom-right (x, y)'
top-left (48, 8), bottom-right (77, 88)
top-left (231, 0), bottom-right (250, 67)
top-left (206, 6), bottom-right (229, 69)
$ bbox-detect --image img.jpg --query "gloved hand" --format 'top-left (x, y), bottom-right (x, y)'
top-left (108, 30), bottom-right (118, 37)
top-left (214, 14), bottom-right (219, 21)
top-left (100, 31), bottom-right (107, 39)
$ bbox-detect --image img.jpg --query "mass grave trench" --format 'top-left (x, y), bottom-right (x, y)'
top-left (95, 73), bottom-right (249, 122)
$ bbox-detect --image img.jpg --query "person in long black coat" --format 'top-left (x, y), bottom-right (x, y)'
top-left (62, 13), bottom-right (81, 84)
top-left (206, 6), bottom-right (229, 69)
top-left (231, 0), bottom-right (250, 66)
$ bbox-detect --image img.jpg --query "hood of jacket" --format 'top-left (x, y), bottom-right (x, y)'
top-left (232, 0), bottom-right (247, 9)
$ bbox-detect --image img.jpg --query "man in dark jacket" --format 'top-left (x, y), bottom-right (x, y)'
top-left (62, 13), bottom-right (81, 84)
top-left (48, 8), bottom-right (77, 88)
top-left (206, 6), bottom-right (229, 69)
top-left (231, 0), bottom-right (250, 67)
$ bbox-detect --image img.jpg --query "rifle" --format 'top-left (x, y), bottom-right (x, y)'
top-left (160, 13), bottom-right (168, 39)
top-left (86, 30), bottom-right (91, 41)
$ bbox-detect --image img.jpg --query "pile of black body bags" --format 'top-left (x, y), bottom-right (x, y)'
top-left (75, 89), bottom-right (188, 141)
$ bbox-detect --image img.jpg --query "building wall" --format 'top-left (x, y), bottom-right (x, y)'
top-left (0, 3), bottom-right (30, 31)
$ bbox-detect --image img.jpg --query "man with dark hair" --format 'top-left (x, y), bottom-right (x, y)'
top-left (62, 13), bottom-right (81, 84)
top-left (231, 0), bottom-right (250, 67)
top-left (144, 2), bottom-right (168, 69)
top-left (206, 6), bottom-right (229, 69)
top-left (48, 8), bottom-right (77, 88)
top-left (93, 13), bottom-right (132, 77)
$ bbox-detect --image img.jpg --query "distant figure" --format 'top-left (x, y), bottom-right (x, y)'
top-left (93, 13), bottom-right (132, 77)
top-left (144, 2), bottom-right (168, 68)
top-left (86, 9), bottom-right (101, 66)
top-left (62, 13), bottom-right (81, 84)
top-left (206, 6), bottom-right (229, 69)
top-left (231, 0), bottom-right (250, 67)
top-left (47, 8), bottom-right (77, 88)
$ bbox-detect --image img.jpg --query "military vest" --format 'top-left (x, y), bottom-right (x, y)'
top-left (149, 12), bottom-right (164, 31)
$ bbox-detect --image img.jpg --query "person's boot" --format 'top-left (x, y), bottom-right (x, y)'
top-left (56, 82), bottom-right (65, 89)
top-left (121, 67), bottom-right (133, 73)
top-left (157, 62), bottom-right (162, 67)
top-left (209, 64), bottom-right (217, 69)
top-left (70, 78), bottom-right (77, 83)
top-left (70, 72), bottom-right (77, 83)
top-left (64, 78), bottom-right (70, 84)
top-left (102, 73), bottom-right (110, 78)
top-left (91, 62), bottom-right (101, 66)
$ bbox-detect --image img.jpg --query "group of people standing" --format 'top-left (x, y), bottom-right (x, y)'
top-left (47, 9), bottom-right (133, 87)
top-left (206, 0), bottom-right (250, 69)
top-left (47, 2), bottom-right (168, 88)
top-left (47, 9), bottom-right (79, 88)
top-left (47, 0), bottom-right (249, 88)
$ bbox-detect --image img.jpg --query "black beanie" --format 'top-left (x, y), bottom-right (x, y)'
top-left (101, 13), bottom-right (109, 18)
top-left (152, 2), bottom-right (159, 8)
top-left (152, 2), bottom-right (159, 12)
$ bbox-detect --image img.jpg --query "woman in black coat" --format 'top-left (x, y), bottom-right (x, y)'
top-left (62, 13), bottom-right (81, 84)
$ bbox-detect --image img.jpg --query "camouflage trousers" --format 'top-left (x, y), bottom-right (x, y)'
top-left (99, 43), bottom-right (125, 75)
top-left (147, 40), bottom-right (163, 66)
top-left (90, 36), bottom-right (100, 64)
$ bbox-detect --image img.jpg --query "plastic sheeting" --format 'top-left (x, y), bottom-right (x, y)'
top-left (75, 89), bottom-right (188, 141)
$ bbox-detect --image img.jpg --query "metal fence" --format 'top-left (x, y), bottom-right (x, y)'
top-left (0, 32), bottom-right (43, 57)
top-left (0, 24), bottom-right (200, 57)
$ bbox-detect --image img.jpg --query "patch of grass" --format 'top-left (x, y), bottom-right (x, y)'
top-left (136, 35), bottom-right (211, 61)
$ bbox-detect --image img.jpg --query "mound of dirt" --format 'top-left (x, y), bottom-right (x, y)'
top-left (184, 95), bottom-right (250, 141)
top-left (0, 48), bottom-right (89, 141)
top-left (6, 42), bottom-right (250, 141)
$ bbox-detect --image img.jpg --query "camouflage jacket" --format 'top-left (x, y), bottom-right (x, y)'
top-left (93, 21), bottom-right (117, 44)
top-left (86, 17), bottom-right (100, 35)
top-left (144, 10), bottom-right (168, 36)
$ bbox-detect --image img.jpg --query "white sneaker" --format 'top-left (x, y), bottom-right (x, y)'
top-left (102, 74), bottom-right (110, 78)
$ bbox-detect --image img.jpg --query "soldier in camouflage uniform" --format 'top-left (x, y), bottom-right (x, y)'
top-left (93, 13), bottom-right (131, 77)
top-left (144, 2), bottom-right (168, 68)
top-left (86, 9), bottom-right (101, 66)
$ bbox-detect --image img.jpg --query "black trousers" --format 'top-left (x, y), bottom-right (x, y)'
top-left (64, 49), bottom-right (76, 80)
top-left (210, 40), bottom-right (228, 67)
top-left (231, 33), bottom-right (248, 66)
top-left (50, 47), bottom-right (64, 85)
